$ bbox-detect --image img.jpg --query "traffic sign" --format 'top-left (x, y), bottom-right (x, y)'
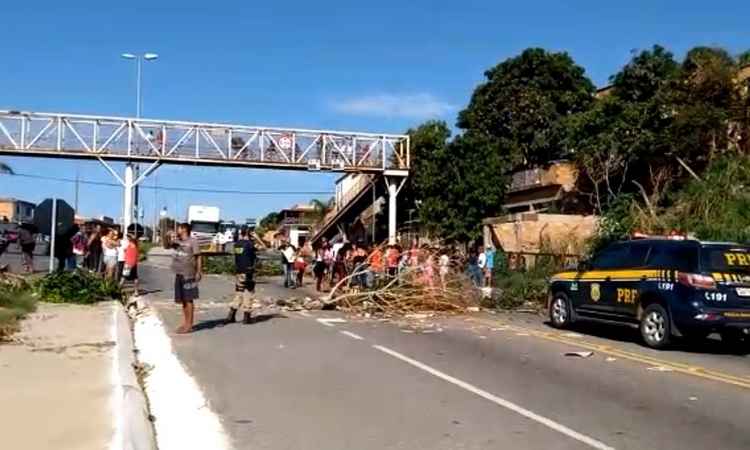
top-left (34, 199), bottom-right (74, 236)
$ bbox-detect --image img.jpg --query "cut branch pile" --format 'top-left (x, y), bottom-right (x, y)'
top-left (323, 256), bottom-right (480, 318)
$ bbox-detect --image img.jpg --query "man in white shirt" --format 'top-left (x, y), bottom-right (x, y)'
top-left (282, 244), bottom-right (296, 288)
top-left (477, 246), bottom-right (487, 287)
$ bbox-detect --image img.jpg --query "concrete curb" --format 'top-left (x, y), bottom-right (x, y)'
top-left (115, 302), bottom-right (157, 450)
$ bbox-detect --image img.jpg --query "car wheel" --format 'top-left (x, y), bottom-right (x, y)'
top-left (640, 304), bottom-right (671, 349)
top-left (549, 293), bottom-right (573, 329)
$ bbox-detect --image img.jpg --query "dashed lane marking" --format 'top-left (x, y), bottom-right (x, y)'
top-left (316, 317), bottom-right (347, 327)
top-left (339, 331), bottom-right (365, 340)
top-left (373, 344), bottom-right (615, 450)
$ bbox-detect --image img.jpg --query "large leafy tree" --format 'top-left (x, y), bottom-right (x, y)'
top-left (403, 122), bottom-right (509, 243)
top-left (565, 46), bottom-right (679, 214)
top-left (668, 47), bottom-right (742, 161)
top-left (458, 48), bottom-right (595, 167)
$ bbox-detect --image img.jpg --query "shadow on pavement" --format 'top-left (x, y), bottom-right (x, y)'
top-left (191, 313), bottom-right (287, 332)
top-left (545, 320), bottom-right (750, 356)
top-left (251, 313), bottom-right (287, 323)
top-left (192, 319), bottom-right (229, 332)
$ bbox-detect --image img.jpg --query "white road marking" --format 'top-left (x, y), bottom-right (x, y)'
top-left (339, 330), bottom-right (365, 340)
top-left (373, 345), bottom-right (615, 450)
top-left (316, 317), bottom-right (347, 327)
top-left (134, 307), bottom-right (232, 450)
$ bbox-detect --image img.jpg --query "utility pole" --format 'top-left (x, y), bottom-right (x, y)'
top-left (121, 52), bottom-right (158, 232)
top-left (153, 173), bottom-right (158, 242)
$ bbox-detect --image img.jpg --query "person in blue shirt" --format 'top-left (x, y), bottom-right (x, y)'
top-left (484, 245), bottom-right (496, 288)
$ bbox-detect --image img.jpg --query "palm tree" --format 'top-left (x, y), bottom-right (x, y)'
top-left (309, 198), bottom-right (334, 225)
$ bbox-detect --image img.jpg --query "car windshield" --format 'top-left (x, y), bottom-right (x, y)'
top-left (191, 221), bottom-right (218, 234)
top-left (701, 245), bottom-right (750, 274)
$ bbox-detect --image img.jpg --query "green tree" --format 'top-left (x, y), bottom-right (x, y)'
top-left (403, 121), bottom-right (509, 243)
top-left (565, 46), bottom-right (679, 214)
top-left (309, 197), bottom-right (334, 224)
top-left (611, 45), bottom-right (679, 102)
top-left (256, 211), bottom-right (281, 236)
top-left (668, 47), bottom-right (742, 162)
top-left (458, 48), bottom-right (595, 167)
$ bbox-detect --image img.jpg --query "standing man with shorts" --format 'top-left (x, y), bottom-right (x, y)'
top-left (18, 225), bottom-right (36, 273)
top-left (171, 223), bottom-right (202, 334)
top-left (225, 228), bottom-right (256, 324)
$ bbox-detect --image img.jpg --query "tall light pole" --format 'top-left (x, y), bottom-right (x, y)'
top-left (120, 52), bottom-right (158, 233)
top-left (121, 52), bottom-right (158, 118)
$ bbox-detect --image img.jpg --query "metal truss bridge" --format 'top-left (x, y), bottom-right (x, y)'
top-left (0, 110), bottom-right (410, 172)
top-left (0, 110), bottom-right (409, 239)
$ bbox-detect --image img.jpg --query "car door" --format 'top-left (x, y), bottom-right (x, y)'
top-left (577, 243), bottom-right (629, 316)
top-left (611, 241), bottom-right (652, 318)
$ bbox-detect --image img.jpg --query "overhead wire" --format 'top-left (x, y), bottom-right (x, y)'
top-left (0, 171), bottom-right (334, 196)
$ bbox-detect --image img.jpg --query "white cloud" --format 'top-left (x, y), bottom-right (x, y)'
top-left (330, 93), bottom-right (454, 119)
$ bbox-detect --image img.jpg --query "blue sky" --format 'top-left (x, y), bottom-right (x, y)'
top-left (1, 0), bottom-right (748, 223)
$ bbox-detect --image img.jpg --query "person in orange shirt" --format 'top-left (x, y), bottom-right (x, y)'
top-left (121, 234), bottom-right (140, 295)
top-left (368, 245), bottom-right (384, 288)
top-left (385, 244), bottom-right (400, 280)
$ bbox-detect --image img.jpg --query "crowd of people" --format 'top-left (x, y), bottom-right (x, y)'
top-left (50, 224), bottom-right (140, 291)
top-left (274, 238), bottom-right (500, 293)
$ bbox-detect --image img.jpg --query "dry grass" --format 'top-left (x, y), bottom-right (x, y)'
top-left (0, 273), bottom-right (37, 340)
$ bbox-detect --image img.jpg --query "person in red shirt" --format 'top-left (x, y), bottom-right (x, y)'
top-left (368, 245), bottom-right (384, 287)
top-left (121, 234), bottom-right (140, 295)
top-left (385, 244), bottom-right (400, 280)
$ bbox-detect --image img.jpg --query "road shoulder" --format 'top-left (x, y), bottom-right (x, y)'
top-left (0, 302), bottom-right (117, 450)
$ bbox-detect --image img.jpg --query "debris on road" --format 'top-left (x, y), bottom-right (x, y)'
top-left (564, 351), bottom-right (594, 358)
top-left (324, 262), bottom-right (482, 318)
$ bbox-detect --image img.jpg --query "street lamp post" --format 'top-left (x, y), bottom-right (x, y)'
top-left (120, 52), bottom-right (158, 233)
top-left (121, 52), bottom-right (158, 118)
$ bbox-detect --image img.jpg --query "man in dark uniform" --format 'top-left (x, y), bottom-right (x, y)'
top-left (225, 228), bottom-right (257, 324)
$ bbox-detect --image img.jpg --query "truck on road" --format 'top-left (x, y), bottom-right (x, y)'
top-left (187, 205), bottom-right (220, 248)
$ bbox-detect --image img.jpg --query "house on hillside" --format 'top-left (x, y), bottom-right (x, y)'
top-left (275, 204), bottom-right (317, 248)
top-left (0, 197), bottom-right (35, 223)
top-left (484, 161), bottom-right (598, 267)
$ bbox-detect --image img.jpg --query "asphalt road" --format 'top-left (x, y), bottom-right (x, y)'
top-left (0, 249), bottom-right (50, 273)
top-left (140, 255), bottom-right (750, 450)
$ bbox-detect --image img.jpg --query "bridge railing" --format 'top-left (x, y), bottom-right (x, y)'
top-left (0, 110), bottom-right (410, 172)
